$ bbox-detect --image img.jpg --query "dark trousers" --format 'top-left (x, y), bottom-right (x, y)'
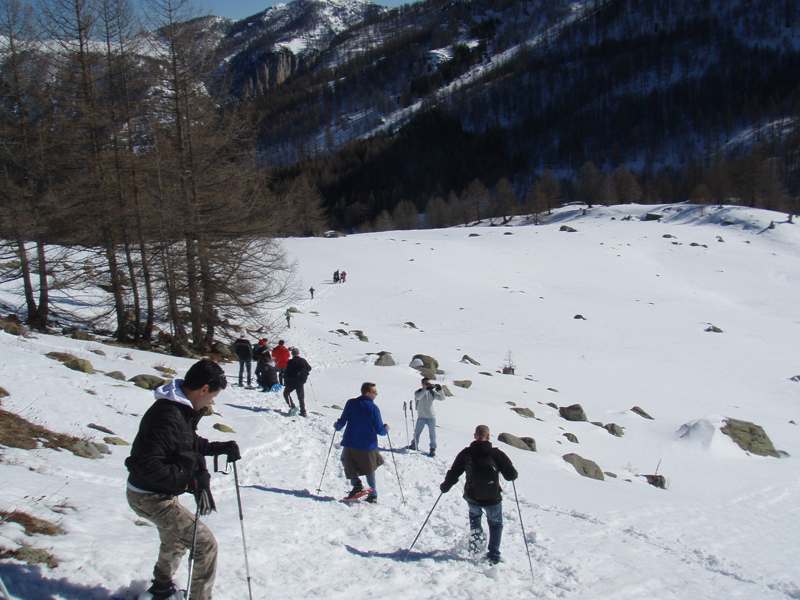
top-left (238, 359), bottom-right (251, 386)
top-left (283, 383), bottom-right (305, 413)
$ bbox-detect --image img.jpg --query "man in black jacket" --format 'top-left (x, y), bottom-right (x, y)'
top-left (440, 424), bottom-right (518, 565)
top-left (232, 331), bottom-right (253, 387)
top-left (283, 347), bottom-right (311, 417)
top-left (126, 359), bottom-right (240, 600)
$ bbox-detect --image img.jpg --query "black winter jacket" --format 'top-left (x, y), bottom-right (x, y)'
top-left (233, 338), bottom-right (253, 361)
top-left (441, 440), bottom-right (518, 506)
top-left (126, 398), bottom-right (226, 495)
top-left (284, 356), bottom-right (311, 386)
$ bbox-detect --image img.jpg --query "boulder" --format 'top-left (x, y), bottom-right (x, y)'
top-left (460, 355), bottom-right (480, 365)
top-left (546, 402), bottom-right (558, 410)
top-left (705, 325), bottom-right (723, 333)
top-left (350, 330), bottom-right (369, 342)
top-left (409, 354), bottom-right (439, 380)
top-left (129, 374), bottom-right (168, 390)
top-left (0, 386), bottom-right (9, 398)
top-left (69, 440), bottom-right (103, 459)
top-left (559, 404), bottom-right (588, 422)
top-left (288, 306), bottom-right (301, 313)
top-left (643, 213), bottom-right (663, 221)
top-left (374, 351), bottom-right (396, 366)
top-left (560, 225), bottom-right (578, 232)
top-left (71, 330), bottom-right (96, 341)
top-left (211, 341), bottom-right (234, 359)
top-left (104, 436), bottom-right (130, 446)
top-left (88, 423), bottom-right (115, 435)
top-left (562, 453), bottom-right (604, 480)
top-left (105, 371), bottom-right (127, 381)
top-left (0, 320), bottom-right (23, 336)
top-left (213, 423), bottom-right (236, 433)
top-left (46, 352), bottom-right (78, 364)
top-left (644, 474), bottom-right (666, 489)
top-left (498, 432), bottom-right (536, 452)
top-left (65, 359), bottom-right (95, 374)
top-left (604, 423), bottom-right (624, 437)
top-left (631, 406), bottom-right (654, 419)
top-left (511, 407), bottom-right (535, 419)
top-left (453, 380), bottom-right (472, 389)
top-left (720, 418), bottom-right (780, 457)
top-left (441, 385), bottom-right (454, 397)
top-left (574, 314), bottom-right (586, 320)
top-left (563, 432), bottom-right (579, 443)
top-left (404, 322), bottom-right (418, 329)
top-left (90, 348), bottom-right (106, 357)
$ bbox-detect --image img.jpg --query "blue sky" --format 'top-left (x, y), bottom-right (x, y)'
top-left (201, 0), bottom-right (413, 21)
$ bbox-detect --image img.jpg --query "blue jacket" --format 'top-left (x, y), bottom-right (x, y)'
top-left (335, 395), bottom-right (387, 450)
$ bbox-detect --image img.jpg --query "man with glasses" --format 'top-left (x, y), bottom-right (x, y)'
top-left (334, 382), bottom-right (390, 504)
top-left (126, 359), bottom-right (240, 600)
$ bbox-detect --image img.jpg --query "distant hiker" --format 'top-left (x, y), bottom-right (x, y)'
top-left (232, 330), bottom-right (253, 387)
top-left (125, 359), bottom-right (240, 600)
top-left (257, 355), bottom-right (280, 391)
top-left (334, 382), bottom-right (389, 504)
top-left (283, 347), bottom-right (312, 417)
top-left (309, 286), bottom-right (315, 299)
top-left (440, 424), bottom-right (518, 565)
top-left (285, 308), bottom-right (292, 328)
top-left (408, 377), bottom-right (445, 456)
top-left (253, 338), bottom-right (269, 386)
top-left (341, 270), bottom-right (346, 282)
top-left (333, 269), bottom-right (340, 283)
top-left (271, 340), bottom-right (291, 386)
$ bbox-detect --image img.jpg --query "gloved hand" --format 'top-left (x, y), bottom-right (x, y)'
top-left (440, 482), bottom-right (451, 494)
top-left (190, 471), bottom-right (216, 516)
top-left (434, 384), bottom-right (442, 391)
top-left (220, 440), bottom-right (241, 462)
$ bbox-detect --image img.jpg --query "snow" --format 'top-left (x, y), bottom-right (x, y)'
top-left (1, 202), bottom-right (799, 599)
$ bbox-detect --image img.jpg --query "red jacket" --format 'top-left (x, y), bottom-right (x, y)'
top-left (271, 344), bottom-right (291, 368)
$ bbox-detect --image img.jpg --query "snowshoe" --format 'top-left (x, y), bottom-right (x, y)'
top-left (341, 487), bottom-right (373, 503)
top-left (269, 383), bottom-right (283, 392)
top-left (289, 406), bottom-right (299, 416)
top-left (138, 581), bottom-right (185, 600)
top-left (468, 530), bottom-right (487, 557)
top-left (485, 553), bottom-right (502, 566)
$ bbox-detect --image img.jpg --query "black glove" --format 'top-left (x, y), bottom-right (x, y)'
top-left (221, 440), bottom-right (241, 463)
top-left (434, 384), bottom-right (442, 391)
top-left (440, 482), bottom-right (451, 494)
top-left (190, 471), bottom-right (216, 516)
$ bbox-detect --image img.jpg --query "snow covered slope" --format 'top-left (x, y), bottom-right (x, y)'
top-left (0, 203), bottom-right (798, 599)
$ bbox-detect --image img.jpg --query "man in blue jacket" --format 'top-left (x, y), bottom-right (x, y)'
top-left (334, 382), bottom-right (390, 504)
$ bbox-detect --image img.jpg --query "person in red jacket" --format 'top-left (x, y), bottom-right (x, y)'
top-left (271, 340), bottom-right (291, 386)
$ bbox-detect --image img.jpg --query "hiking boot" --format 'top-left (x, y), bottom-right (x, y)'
top-left (300, 410), bottom-right (308, 417)
top-left (144, 581), bottom-right (183, 600)
top-left (428, 448), bottom-right (435, 457)
top-left (406, 443), bottom-right (417, 451)
top-left (365, 495), bottom-right (378, 504)
top-left (346, 485), bottom-right (364, 499)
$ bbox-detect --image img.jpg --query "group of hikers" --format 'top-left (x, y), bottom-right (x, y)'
top-left (232, 332), bottom-right (312, 417)
top-left (126, 358), bottom-right (518, 600)
top-left (333, 269), bottom-right (346, 283)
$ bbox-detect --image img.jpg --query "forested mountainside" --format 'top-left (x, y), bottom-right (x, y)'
top-left (217, 0), bottom-right (800, 229)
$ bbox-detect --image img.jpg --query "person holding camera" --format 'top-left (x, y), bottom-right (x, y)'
top-left (409, 377), bottom-right (446, 456)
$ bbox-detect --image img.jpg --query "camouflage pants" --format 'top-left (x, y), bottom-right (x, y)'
top-left (127, 489), bottom-right (217, 600)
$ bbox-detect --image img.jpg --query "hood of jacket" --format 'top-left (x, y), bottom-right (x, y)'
top-left (154, 379), bottom-right (194, 410)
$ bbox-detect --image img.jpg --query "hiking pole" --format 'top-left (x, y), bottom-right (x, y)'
top-left (310, 381), bottom-right (321, 414)
top-left (513, 480), bottom-right (534, 580)
top-left (317, 429), bottom-right (337, 493)
top-left (185, 501), bottom-right (202, 598)
top-left (409, 402), bottom-right (416, 437)
top-left (385, 430), bottom-right (405, 504)
top-left (233, 462), bottom-right (254, 600)
top-left (403, 492), bottom-right (442, 561)
top-left (403, 401), bottom-right (410, 446)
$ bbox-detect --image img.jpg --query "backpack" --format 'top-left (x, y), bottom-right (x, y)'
top-left (468, 454), bottom-right (500, 501)
top-left (295, 368), bottom-right (309, 384)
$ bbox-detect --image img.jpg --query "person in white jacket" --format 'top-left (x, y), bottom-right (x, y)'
top-left (410, 377), bottom-right (446, 456)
